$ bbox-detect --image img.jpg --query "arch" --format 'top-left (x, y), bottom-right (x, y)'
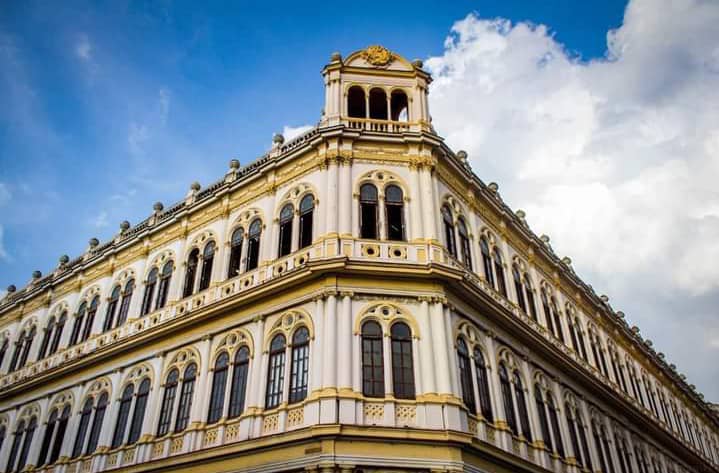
top-left (457, 216), bottom-right (472, 269)
top-left (45, 391), bottom-right (74, 423)
top-left (288, 326), bottom-right (310, 403)
top-left (384, 184), bottom-right (405, 241)
top-left (353, 301), bottom-right (419, 339)
top-left (456, 337), bottom-right (476, 412)
top-left (354, 169), bottom-right (409, 196)
top-left (347, 85), bottom-right (366, 118)
top-left (121, 362), bottom-right (155, 390)
top-left (214, 328), bottom-right (255, 360)
top-left (368, 87), bottom-right (388, 120)
top-left (441, 204), bottom-right (456, 258)
top-left (362, 320), bottom-right (385, 398)
top-left (264, 309), bottom-right (315, 351)
top-left (265, 333), bottom-right (287, 409)
top-left (145, 249), bottom-right (176, 278)
top-left (390, 321), bottom-right (415, 399)
top-left (162, 347), bottom-right (200, 381)
top-left (245, 218), bottom-right (262, 271)
top-left (390, 89), bottom-right (409, 121)
top-left (81, 376), bottom-right (113, 403)
top-left (359, 183), bottom-right (379, 239)
top-left (228, 207), bottom-right (265, 237)
top-left (227, 226), bottom-right (244, 278)
top-left (110, 267), bottom-right (136, 288)
top-left (278, 203), bottom-right (294, 257)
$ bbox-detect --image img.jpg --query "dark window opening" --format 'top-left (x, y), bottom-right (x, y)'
top-left (228, 228), bottom-right (244, 278)
top-left (183, 249), bottom-right (199, 298)
top-left (361, 321), bottom-right (384, 398)
top-left (289, 328), bottom-right (310, 403)
top-left (278, 204), bottom-right (294, 257)
top-left (359, 184), bottom-right (378, 239)
top-left (369, 88), bottom-right (388, 120)
top-left (385, 185), bottom-right (405, 241)
top-left (265, 334), bottom-right (286, 409)
top-left (347, 86), bottom-right (366, 118)
top-left (299, 195), bottom-right (314, 249)
top-left (390, 90), bottom-right (408, 121)
top-left (245, 219), bottom-right (262, 271)
top-left (391, 323), bottom-right (414, 399)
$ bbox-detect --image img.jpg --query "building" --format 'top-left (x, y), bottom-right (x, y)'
top-left (0, 45), bottom-right (717, 473)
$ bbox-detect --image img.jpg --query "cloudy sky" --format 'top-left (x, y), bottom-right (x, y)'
top-left (1, 0), bottom-right (717, 400)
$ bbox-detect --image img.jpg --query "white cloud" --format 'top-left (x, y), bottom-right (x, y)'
top-left (0, 225), bottom-right (9, 262)
top-left (75, 34), bottom-right (92, 61)
top-left (128, 122), bottom-right (149, 156)
top-left (282, 124), bottom-right (313, 142)
top-left (91, 210), bottom-right (109, 228)
top-left (0, 183), bottom-right (10, 206)
top-left (426, 0), bottom-right (719, 398)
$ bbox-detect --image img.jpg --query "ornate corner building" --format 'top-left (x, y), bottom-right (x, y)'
top-left (0, 46), bottom-right (716, 473)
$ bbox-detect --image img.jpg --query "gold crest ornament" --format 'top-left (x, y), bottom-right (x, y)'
top-left (362, 45), bottom-right (393, 67)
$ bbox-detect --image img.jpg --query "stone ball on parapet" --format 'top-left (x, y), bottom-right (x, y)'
top-left (153, 202), bottom-right (164, 212)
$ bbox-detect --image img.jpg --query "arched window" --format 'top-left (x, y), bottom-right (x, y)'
top-left (73, 398), bottom-right (94, 457)
top-left (49, 312), bottom-right (66, 355)
top-left (457, 218), bottom-right (472, 269)
top-left (616, 434), bottom-right (632, 473)
top-left (111, 384), bottom-right (134, 448)
top-left (6, 420), bottom-right (25, 472)
top-left (103, 286), bottom-right (121, 332)
top-left (156, 261), bottom-right (173, 309)
top-left (298, 195), bottom-right (314, 249)
top-left (86, 393), bottom-right (107, 455)
top-left (8, 330), bottom-right (25, 372)
top-left (499, 364), bottom-right (517, 435)
top-left (69, 303), bottom-right (86, 346)
top-left (513, 266), bottom-right (526, 313)
top-left (514, 372), bottom-right (532, 441)
top-left (566, 404), bottom-right (591, 470)
top-left (265, 334), bottom-right (286, 409)
top-left (347, 86), bottom-right (366, 118)
top-left (359, 184), bottom-right (379, 239)
top-left (49, 405), bottom-right (70, 464)
top-left (199, 241), bottom-right (215, 291)
top-left (474, 348), bottom-right (492, 421)
top-left (391, 322), bottom-right (415, 399)
top-left (0, 338), bottom-right (8, 369)
top-left (228, 228), bottom-right (244, 278)
top-left (369, 88), bottom-right (388, 120)
top-left (493, 247), bottom-right (507, 297)
top-left (577, 412), bottom-right (592, 470)
top-left (592, 420), bottom-right (611, 473)
top-left (117, 280), bottom-right (134, 327)
top-left (541, 290), bottom-right (555, 334)
top-left (575, 320), bottom-right (588, 361)
top-left (390, 90), bottom-right (408, 121)
top-left (289, 327), bottom-right (310, 403)
top-left (278, 204), bottom-right (294, 257)
top-left (229, 347), bottom-right (250, 418)
top-left (441, 206), bottom-right (456, 258)
top-left (385, 185), bottom-right (405, 241)
top-left (548, 395), bottom-right (565, 458)
top-left (18, 327), bottom-right (35, 368)
top-left (456, 339), bottom-right (475, 412)
top-left (245, 219), bottom-right (262, 271)
top-left (38, 408), bottom-right (58, 466)
top-left (157, 369), bottom-right (178, 436)
top-left (183, 248), bottom-right (200, 297)
top-left (361, 321), bottom-right (384, 398)
top-left (208, 353), bottom-right (229, 424)
top-left (524, 277), bottom-right (538, 321)
top-left (535, 386), bottom-right (552, 453)
top-left (15, 416), bottom-right (36, 472)
top-left (128, 378), bottom-right (150, 444)
top-left (175, 366), bottom-right (195, 433)
top-left (480, 237), bottom-right (494, 287)
top-left (141, 268), bottom-right (158, 316)
top-left (38, 316), bottom-right (56, 360)
top-left (80, 296), bottom-right (98, 342)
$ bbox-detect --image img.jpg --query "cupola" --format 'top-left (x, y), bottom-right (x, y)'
top-left (320, 45), bottom-right (432, 133)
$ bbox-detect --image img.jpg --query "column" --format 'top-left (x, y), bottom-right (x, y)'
top-left (322, 294), bottom-right (337, 390)
top-left (310, 298), bottom-right (325, 393)
top-left (520, 357), bottom-right (540, 447)
top-left (213, 215), bottom-right (229, 284)
top-left (443, 306), bottom-right (460, 397)
top-left (416, 299), bottom-right (435, 395)
top-left (261, 189), bottom-right (278, 266)
top-left (337, 293), bottom-right (353, 390)
top-left (382, 330), bottom-right (392, 396)
top-left (484, 335), bottom-right (502, 423)
top-left (579, 398), bottom-right (601, 470)
top-left (339, 159), bottom-right (352, 236)
top-left (325, 159), bottom-right (339, 238)
top-left (430, 300), bottom-right (451, 394)
top-left (409, 167), bottom-right (423, 241)
top-left (168, 236), bottom-right (187, 305)
top-left (418, 166), bottom-right (437, 241)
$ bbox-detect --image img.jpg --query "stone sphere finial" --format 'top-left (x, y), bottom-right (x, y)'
top-left (600, 294), bottom-right (609, 303)
top-left (32, 270), bottom-right (42, 279)
top-left (7, 285), bottom-right (16, 293)
top-left (412, 59), bottom-right (424, 69)
top-left (645, 339), bottom-right (653, 347)
top-left (631, 326), bottom-right (640, 334)
top-left (330, 51), bottom-right (342, 62)
top-left (120, 220), bottom-right (130, 232)
top-left (670, 363), bottom-right (676, 370)
top-left (229, 159), bottom-right (240, 170)
top-left (59, 254), bottom-right (69, 265)
top-left (515, 209), bottom-right (526, 219)
top-left (89, 238), bottom-right (99, 248)
top-left (272, 133), bottom-right (285, 145)
top-left (488, 182), bottom-right (499, 192)
top-left (456, 150), bottom-right (467, 161)
top-left (153, 202), bottom-right (164, 212)
top-left (616, 311), bottom-right (625, 318)
top-left (540, 234), bottom-right (550, 244)
top-left (561, 256), bottom-right (572, 266)
top-left (190, 181), bottom-right (201, 192)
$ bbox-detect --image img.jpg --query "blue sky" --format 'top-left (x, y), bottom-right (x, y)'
top-left (3, 0), bottom-right (719, 402)
top-left (0, 0), bottom-right (626, 289)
